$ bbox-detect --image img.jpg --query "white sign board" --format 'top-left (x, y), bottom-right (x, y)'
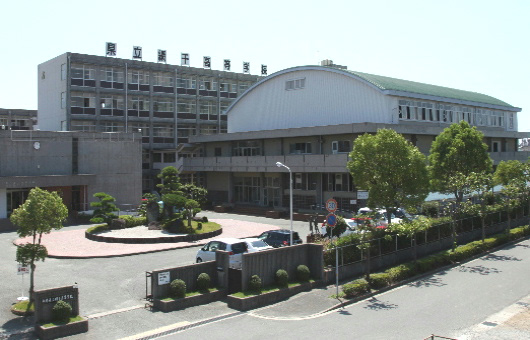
top-left (357, 191), bottom-right (369, 200)
top-left (158, 272), bottom-right (170, 285)
top-left (17, 264), bottom-right (29, 275)
top-left (350, 200), bottom-right (357, 205)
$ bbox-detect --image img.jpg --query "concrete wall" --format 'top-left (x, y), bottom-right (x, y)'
top-left (240, 243), bottom-right (324, 291)
top-left (228, 69), bottom-right (394, 133)
top-left (38, 53), bottom-right (68, 132)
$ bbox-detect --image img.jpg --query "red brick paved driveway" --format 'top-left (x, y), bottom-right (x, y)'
top-left (13, 219), bottom-right (281, 258)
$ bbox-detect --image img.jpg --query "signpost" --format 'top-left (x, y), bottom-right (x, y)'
top-left (17, 264), bottom-right (29, 301)
top-left (325, 199), bottom-right (339, 296)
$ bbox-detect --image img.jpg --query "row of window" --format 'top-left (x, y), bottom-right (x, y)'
top-left (69, 64), bottom-right (251, 92)
top-left (229, 140), bottom-right (351, 157)
top-left (69, 92), bottom-right (230, 116)
top-left (69, 121), bottom-right (224, 137)
top-left (398, 100), bottom-right (513, 129)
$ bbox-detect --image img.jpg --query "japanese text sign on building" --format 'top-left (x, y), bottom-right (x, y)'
top-left (181, 53), bottom-right (190, 66)
top-left (243, 62), bottom-right (250, 73)
top-left (133, 46), bottom-right (142, 60)
top-left (261, 64), bottom-right (267, 76)
top-left (158, 272), bottom-right (170, 285)
top-left (157, 50), bottom-right (167, 63)
top-left (224, 59), bottom-right (231, 71)
top-left (203, 56), bottom-right (211, 69)
top-left (106, 42), bottom-right (117, 56)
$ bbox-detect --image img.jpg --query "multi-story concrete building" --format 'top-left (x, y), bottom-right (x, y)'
top-left (0, 108), bottom-right (37, 130)
top-left (38, 53), bottom-right (260, 192)
top-left (0, 130), bottom-right (141, 230)
top-left (183, 61), bottom-right (528, 214)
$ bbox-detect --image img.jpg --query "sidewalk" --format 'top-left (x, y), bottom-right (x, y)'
top-left (12, 219), bottom-right (281, 258)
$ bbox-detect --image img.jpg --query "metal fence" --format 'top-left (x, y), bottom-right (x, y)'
top-left (324, 208), bottom-right (527, 268)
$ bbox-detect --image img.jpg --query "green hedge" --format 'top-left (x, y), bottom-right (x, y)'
top-left (86, 224), bottom-right (109, 234)
top-left (343, 225), bottom-right (530, 297)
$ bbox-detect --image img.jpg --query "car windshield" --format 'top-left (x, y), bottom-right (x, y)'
top-left (230, 242), bottom-right (248, 254)
top-left (249, 240), bottom-right (269, 248)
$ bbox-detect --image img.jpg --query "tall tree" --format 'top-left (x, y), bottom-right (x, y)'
top-left (10, 187), bottom-right (68, 312)
top-left (494, 160), bottom-right (527, 231)
top-left (347, 129), bottom-right (429, 223)
top-left (428, 121), bottom-right (493, 203)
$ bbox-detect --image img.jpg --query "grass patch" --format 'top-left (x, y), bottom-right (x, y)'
top-left (186, 221), bottom-right (220, 234)
top-left (161, 288), bottom-right (218, 301)
top-left (41, 315), bottom-right (84, 328)
top-left (86, 224), bottom-right (109, 234)
top-left (231, 280), bottom-right (314, 298)
top-left (11, 300), bottom-right (34, 313)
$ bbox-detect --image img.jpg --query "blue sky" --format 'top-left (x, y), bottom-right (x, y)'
top-left (3, 0), bottom-right (529, 132)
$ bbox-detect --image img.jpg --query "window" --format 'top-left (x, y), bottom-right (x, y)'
top-left (128, 123), bottom-right (149, 136)
top-left (509, 113), bottom-right (514, 129)
top-left (332, 140), bottom-right (351, 154)
top-left (294, 173), bottom-right (317, 190)
top-left (200, 126), bottom-right (217, 135)
top-left (100, 95), bottom-right (124, 116)
top-left (289, 142), bottom-right (312, 154)
top-left (71, 65), bottom-right (95, 80)
top-left (101, 67), bottom-right (124, 83)
top-left (285, 78), bottom-right (306, 91)
top-left (128, 70), bottom-right (149, 85)
top-left (238, 82), bottom-right (250, 94)
top-left (154, 72), bottom-right (174, 87)
top-left (200, 79), bottom-right (217, 91)
top-left (153, 152), bottom-right (176, 163)
top-left (71, 120), bottom-right (96, 132)
top-left (61, 92), bottom-right (66, 109)
top-left (61, 64), bottom-right (67, 80)
top-left (233, 140), bottom-right (261, 156)
top-left (153, 100), bottom-right (174, 112)
top-left (199, 102), bottom-right (218, 119)
top-left (71, 92), bottom-right (95, 108)
top-left (214, 147), bottom-right (222, 157)
top-left (177, 77), bottom-right (196, 89)
top-left (128, 96), bottom-right (150, 111)
top-left (323, 173), bottom-right (352, 192)
top-left (234, 176), bottom-right (261, 203)
top-left (101, 122), bottom-right (123, 132)
top-left (220, 102), bottom-right (230, 115)
top-left (152, 124), bottom-right (174, 137)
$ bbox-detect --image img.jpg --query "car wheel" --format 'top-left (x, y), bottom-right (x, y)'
top-left (196, 258), bottom-right (202, 263)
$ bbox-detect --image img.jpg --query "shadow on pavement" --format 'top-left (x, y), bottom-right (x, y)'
top-left (458, 265), bottom-right (501, 275)
top-left (483, 253), bottom-right (522, 262)
top-left (407, 276), bottom-right (447, 288)
top-left (363, 297), bottom-right (398, 311)
top-left (1, 315), bottom-right (36, 339)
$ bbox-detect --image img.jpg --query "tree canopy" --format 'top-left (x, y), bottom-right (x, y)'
top-left (428, 121), bottom-right (492, 202)
top-left (347, 129), bottom-right (429, 222)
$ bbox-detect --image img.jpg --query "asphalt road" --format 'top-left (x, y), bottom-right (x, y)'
top-left (0, 211), bottom-right (313, 337)
top-left (157, 238), bottom-right (530, 340)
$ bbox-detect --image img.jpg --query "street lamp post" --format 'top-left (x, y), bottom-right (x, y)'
top-left (276, 161), bottom-right (293, 246)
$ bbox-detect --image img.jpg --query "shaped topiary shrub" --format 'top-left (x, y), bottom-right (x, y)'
top-left (275, 269), bottom-right (289, 287)
top-left (202, 216), bottom-right (209, 223)
top-left (170, 279), bottom-right (187, 298)
top-left (249, 275), bottom-right (262, 292)
top-left (197, 273), bottom-right (211, 291)
top-left (51, 300), bottom-right (72, 323)
top-left (342, 279), bottom-right (369, 298)
top-left (296, 265), bottom-right (310, 282)
top-left (385, 263), bottom-right (416, 283)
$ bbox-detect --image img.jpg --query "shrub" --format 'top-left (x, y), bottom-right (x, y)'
top-left (51, 300), bottom-right (72, 322)
top-left (89, 217), bottom-right (104, 225)
top-left (416, 253), bottom-right (450, 273)
top-left (86, 224), bottom-right (109, 234)
top-left (248, 275), bottom-right (262, 292)
top-left (421, 201), bottom-right (439, 217)
top-left (368, 273), bottom-right (390, 289)
top-left (202, 216), bottom-right (209, 223)
top-left (197, 222), bottom-right (203, 230)
top-left (296, 265), bottom-right (310, 282)
top-left (197, 273), bottom-right (211, 291)
top-left (385, 263), bottom-right (416, 283)
top-left (275, 269), bottom-right (289, 287)
top-left (170, 279), bottom-right (186, 298)
top-left (342, 279), bottom-right (369, 298)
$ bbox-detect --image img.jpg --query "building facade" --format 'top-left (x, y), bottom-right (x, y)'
top-left (0, 108), bottom-right (37, 130)
top-left (183, 62), bottom-right (528, 214)
top-left (0, 130), bottom-right (142, 228)
top-left (38, 53), bottom-right (260, 193)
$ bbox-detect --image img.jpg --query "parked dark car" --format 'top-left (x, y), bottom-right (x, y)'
top-left (257, 229), bottom-right (302, 247)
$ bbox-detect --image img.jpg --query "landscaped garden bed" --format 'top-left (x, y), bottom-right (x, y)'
top-left (35, 316), bottom-right (88, 340)
top-left (153, 288), bottom-right (227, 312)
top-left (227, 280), bottom-right (321, 311)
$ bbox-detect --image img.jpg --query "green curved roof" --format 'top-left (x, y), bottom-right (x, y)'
top-left (346, 70), bottom-right (514, 108)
